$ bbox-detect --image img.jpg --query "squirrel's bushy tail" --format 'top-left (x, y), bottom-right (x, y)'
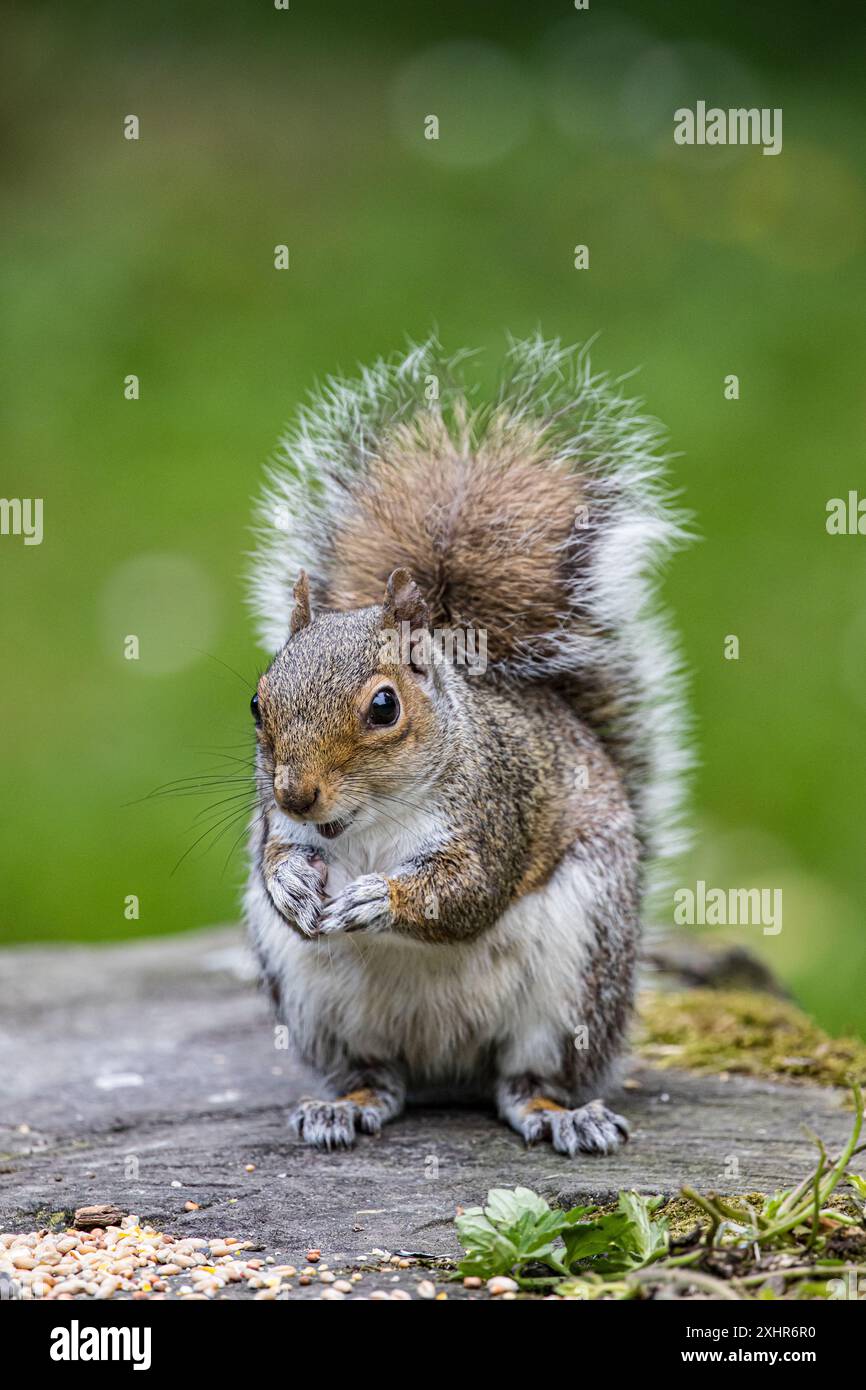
top-left (251, 336), bottom-right (691, 877)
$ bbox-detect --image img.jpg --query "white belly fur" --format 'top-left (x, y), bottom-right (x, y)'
top-left (248, 806), bottom-right (597, 1085)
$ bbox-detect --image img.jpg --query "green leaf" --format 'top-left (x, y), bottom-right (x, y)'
top-left (484, 1186), bottom-right (551, 1225)
top-left (455, 1188), bottom-right (563, 1279)
top-left (564, 1192), bottom-right (669, 1274)
top-left (562, 1212), bottom-right (633, 1266)
top-left (617, 1191), bottom-right (670, 1266)
top-left (560, 1205), bottom-right (597, 1225)
top-left (455, 1211), bottom-right (521, 1279)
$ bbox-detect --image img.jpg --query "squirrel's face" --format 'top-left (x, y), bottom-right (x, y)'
top-left (252, 600), bottom-right (442, 839)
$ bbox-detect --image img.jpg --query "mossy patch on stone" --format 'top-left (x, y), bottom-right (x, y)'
top-left (657, 1193), bottom-right (764, 1241)
top-left (637, 988), bottom-right (866, 1090)
top-left (656, 1191), bottom-right (863, 1242)
top-left (23, 1208), bottom-right (72, 1230)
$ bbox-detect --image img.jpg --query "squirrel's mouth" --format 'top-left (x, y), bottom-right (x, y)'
top-left (315, 816), bottom-right (352, 840)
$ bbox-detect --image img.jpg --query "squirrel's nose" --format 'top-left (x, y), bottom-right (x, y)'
top-left (274, 780), bottom-right (319, 817)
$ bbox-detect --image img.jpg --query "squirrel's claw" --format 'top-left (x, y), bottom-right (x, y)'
top-left (288, 1098), bottom-right (360, 1150)
top-left (539, 1101), bottom-right (629, 1157)
top-left (502, 1089), bottom-right (630, 1158)
top-left (288, 1087), bottom-right (396, 1149)
top-left (317, 874), bottom-right (392, 937)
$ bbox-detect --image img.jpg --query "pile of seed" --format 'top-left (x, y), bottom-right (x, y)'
top-left (0, 1220), bottom-right (456, 1300)
top-left (0, 1218), bottom-right (273, 1300)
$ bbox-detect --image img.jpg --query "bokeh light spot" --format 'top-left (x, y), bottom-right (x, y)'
top-left (391, 41), bottom-right (534, 167)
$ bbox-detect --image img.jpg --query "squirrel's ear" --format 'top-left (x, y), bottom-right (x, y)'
top-left (289, 569), bottom-right (312, 636)
top-left (382, 567), bottom-right (430, 632)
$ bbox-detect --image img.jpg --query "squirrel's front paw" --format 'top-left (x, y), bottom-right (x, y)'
top-left (317, 874), bottom-right (392, 937)
top-left (264, 849), bottom-right (327, 938)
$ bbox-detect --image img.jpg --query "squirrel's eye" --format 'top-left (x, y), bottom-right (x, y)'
top-left (368, 687), bottom-right (400, 727)
top-left (250, 692), bottom-right (261, 727)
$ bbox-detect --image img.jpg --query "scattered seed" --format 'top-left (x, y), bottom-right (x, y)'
top-left (487, 1276), bottom-right (519, 1295)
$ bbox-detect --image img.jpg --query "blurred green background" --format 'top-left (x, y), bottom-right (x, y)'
top-left (2, 0), bottom-right (865, 1034)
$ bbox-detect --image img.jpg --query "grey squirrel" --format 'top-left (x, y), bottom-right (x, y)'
top-left (244, 336), bottom-right (689, 1156)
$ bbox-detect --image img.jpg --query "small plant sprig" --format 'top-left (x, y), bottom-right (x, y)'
top-left (681, 1079), bottom-right (864, 1249)
top-left (454, 1082), bottom-right (866, 1299)
top-left (455, 1187), bottom-right (669, 1287)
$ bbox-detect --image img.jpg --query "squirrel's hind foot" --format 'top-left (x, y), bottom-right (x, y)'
top-left (288, 1098), bottom-right (365, 1150)
top-left (498, 1082), bottom-right (629, 1158)
top-left (288, 1079), bottom-right (404, 1150)
top-left (545, 1101), bottom-right (629, 1157)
